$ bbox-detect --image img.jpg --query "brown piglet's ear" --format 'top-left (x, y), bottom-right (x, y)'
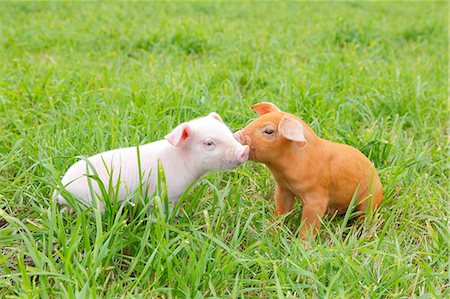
top-left (278, 115), bottom-right (307, 148)
top-left (251, 102), bottom-right (281, 115)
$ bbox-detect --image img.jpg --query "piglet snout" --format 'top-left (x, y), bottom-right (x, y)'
top-left (234, 130), bottom-right (244, 144)
top-left (237, 145), bottom-right (250, 164)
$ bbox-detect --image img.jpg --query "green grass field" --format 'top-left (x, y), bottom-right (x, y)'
top-left (0, 2), bottom-right (448, 298)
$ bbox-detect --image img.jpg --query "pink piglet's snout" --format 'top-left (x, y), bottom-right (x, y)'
top-left (236, 145), bottom-right (250, 164)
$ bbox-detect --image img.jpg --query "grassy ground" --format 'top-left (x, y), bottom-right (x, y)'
top-left (0, 2), bottom-right (448, 298)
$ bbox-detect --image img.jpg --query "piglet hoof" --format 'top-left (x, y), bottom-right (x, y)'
top-left (268, 217), bottom-right (282, 236)
top-left (60, 206), bottom-right (73, 215)
top-left (300, 238), bottom-right (310, 250)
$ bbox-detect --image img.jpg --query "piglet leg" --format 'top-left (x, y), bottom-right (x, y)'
top-left (298, 194), bottom-right (327, 241)
top-left (274, 185), bottom-right (295, 216)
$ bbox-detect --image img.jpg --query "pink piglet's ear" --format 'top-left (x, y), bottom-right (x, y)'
top-left (278, 115), bottom-right (307, 148)
top-left (209, 112), bottom-right (223, 123)
top-left (165, 123), bottom-right (192, 146)
top-left (251, 102), bottom-right (281, 115)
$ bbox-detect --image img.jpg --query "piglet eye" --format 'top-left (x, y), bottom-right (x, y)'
top-left (203, 139), bottom-right (216, 150)
top-left (263, 128), bottom-right (275, 135)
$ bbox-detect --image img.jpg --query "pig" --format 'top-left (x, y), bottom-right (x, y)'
top-left (53, 112), bottom-right (250, 212)
top-left (234, 102), bottom-right (383, 242)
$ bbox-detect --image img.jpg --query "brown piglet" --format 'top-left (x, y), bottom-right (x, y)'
top-left (235, 102), bottom-right (383, 241)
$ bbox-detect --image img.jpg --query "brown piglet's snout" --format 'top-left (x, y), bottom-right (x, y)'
top-left (240, 102), bottom-right (383, 243)
top-left (234, 130), bottom-right (252, 147)
top-left (233, 130), bottom-right (243, 143)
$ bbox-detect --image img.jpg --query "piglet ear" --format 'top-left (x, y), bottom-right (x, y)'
top-left (278, 115), bottom-right (307, 148)
top-left (251, 102), bottom-right (281, 115)
top-left (209, 112), bottom-right (223, 123)
top-left (165, 123), bottom-right (192, 147)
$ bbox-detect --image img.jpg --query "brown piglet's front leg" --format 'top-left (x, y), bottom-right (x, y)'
top-left (298, 194), bottom-right (328, 241)
top-left (274, 185), bottom-right (295, 216)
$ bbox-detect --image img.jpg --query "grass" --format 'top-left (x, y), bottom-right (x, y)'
top-left (0, 1), bottom-right (448, 298)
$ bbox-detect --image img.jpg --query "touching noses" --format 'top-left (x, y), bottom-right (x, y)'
top-left (234, 130), bottom-right (244, 144)
top-left (237, 145), bottom-right (250, 164)
top-left (233, 129), bottom-right (250, 164)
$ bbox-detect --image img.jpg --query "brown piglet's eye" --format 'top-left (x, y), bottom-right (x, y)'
top-left (263, 128), bottom-right (275, 135)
